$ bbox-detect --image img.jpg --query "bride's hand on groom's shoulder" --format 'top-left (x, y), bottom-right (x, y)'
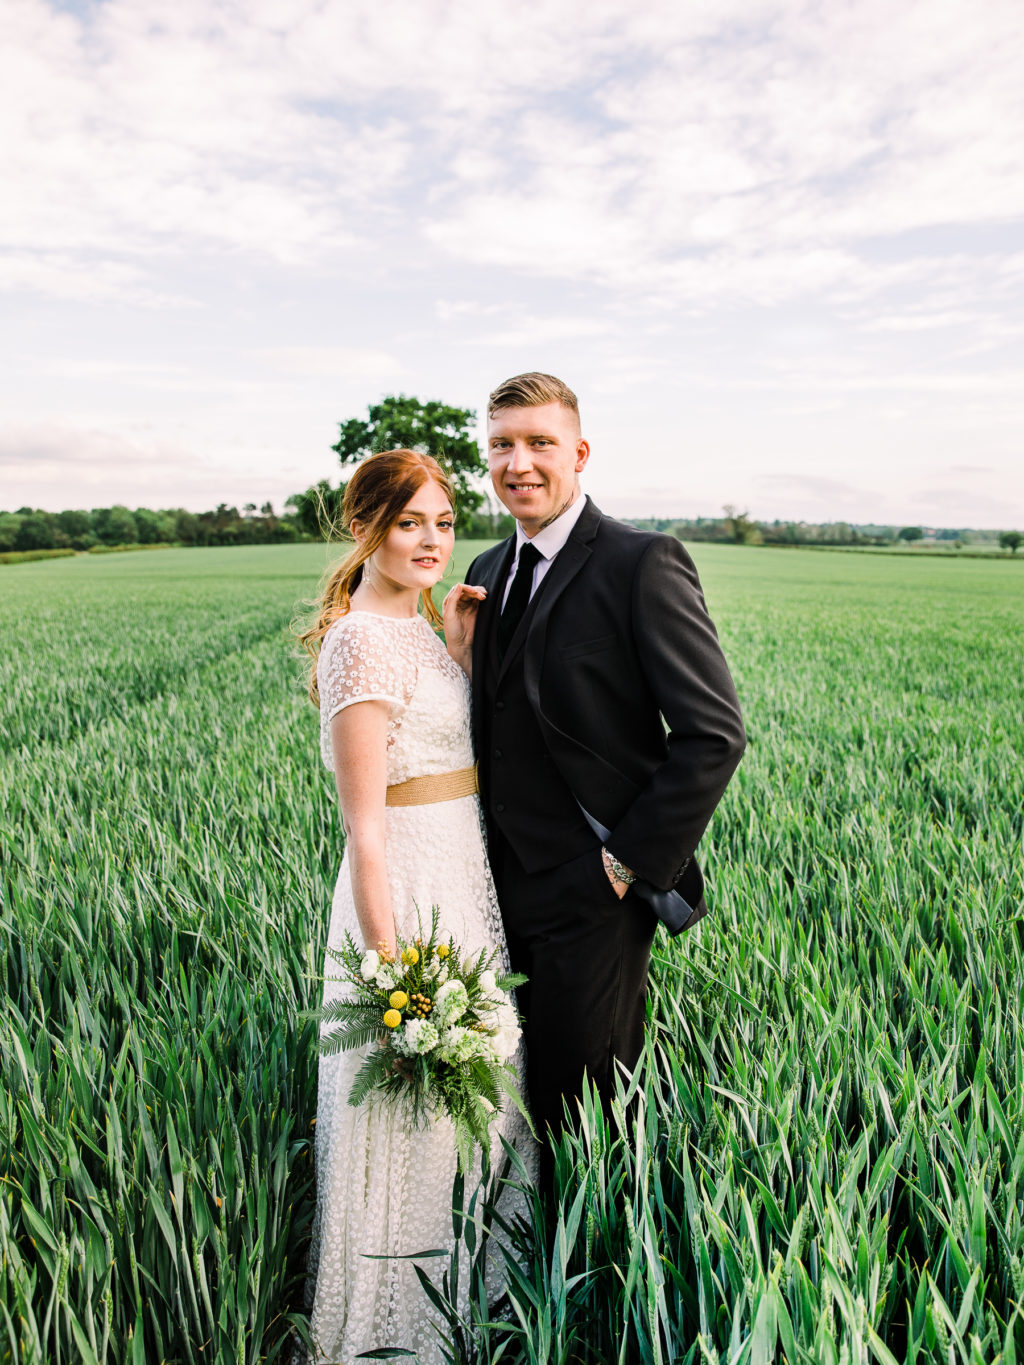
top-left (442, 583), bottom-right (486, 675)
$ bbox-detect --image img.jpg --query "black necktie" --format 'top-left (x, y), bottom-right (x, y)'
top-left (497, 542), bottom-right (542, 661)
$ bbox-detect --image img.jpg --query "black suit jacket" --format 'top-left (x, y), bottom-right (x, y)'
top-left (467, 497), bottom-right (745, 914)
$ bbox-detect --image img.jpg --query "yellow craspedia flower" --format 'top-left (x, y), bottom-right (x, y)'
top-left (437, 944), bottom-right (450, 959)
top-left (401, 947), bottom-right (419, 966)
top-left (382, 1009), bottom-right (402, 1029)
top-left (389, 991), bottom-right (409, 1009)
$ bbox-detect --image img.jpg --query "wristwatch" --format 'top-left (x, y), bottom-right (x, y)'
top-left (601, 846), bottom-right (636, 886)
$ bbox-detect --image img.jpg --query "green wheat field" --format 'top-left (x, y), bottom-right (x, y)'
top-left (2, 542), bottom-right (1022, 1364)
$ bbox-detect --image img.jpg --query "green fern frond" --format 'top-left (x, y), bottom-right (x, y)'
top-left (319, 1021), bottom-right (386, 1058)
top-left (346, 1048), bottom-right (393, 1109)
top-left (496, 972), bottom-right (528, 991)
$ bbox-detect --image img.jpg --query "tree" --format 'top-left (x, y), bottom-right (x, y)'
top-left (0, 512), bottom-right (23, 552)
top-left (722, 505), bottom-right (761, 545)
top-left (134, 508), bottom-right (176, 544)
top-left (332, 394), bottom-right (486, 512)
top-left (174, 509), bottom-right (201, 544)
top-left (999, 531), bottom-right (1022, 554)
top-left (15, 511), bottom-right (60, 551)
top-left (286, 481), bottom-right (346, 538)
top-left (55, 509), bottom-right (96, 550)
top-left (898, 526), bottom-right (923, 543)
top-left (92, 505), bottom-right (138, 545)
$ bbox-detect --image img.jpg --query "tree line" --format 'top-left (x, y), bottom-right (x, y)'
top-left (5, 395), bottom-right (1020, 555)
top-left (0, 503), bottom-right (303, 554)
top-left (631, 510), bottom-right (1022, 551)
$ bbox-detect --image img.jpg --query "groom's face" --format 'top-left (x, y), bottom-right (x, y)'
top-left (487, 401), bottom-right (590, 537)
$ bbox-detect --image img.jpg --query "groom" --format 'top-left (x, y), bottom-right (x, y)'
top-left (465, 372), bottom-right (745, 1149)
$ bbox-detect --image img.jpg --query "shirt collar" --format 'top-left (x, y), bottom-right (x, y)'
top-left (513, 492), bottom-right (588, 562)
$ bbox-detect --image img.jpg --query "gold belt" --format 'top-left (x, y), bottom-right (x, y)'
top-left (385, 764), bottom-right (479, 807)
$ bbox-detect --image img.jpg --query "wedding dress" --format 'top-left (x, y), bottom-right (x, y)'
top-left (307, 609), bottom-right (531, 1364)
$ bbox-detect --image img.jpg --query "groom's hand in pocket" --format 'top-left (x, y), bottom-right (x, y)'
top-left (600, 846), bottom-right (632, 900)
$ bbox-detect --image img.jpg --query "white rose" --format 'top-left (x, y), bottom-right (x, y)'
top-left (478, 969), bottom-right (497, 996)
top-left (359, 950), bottom-right (380, 981)
top-left (374, 967), bottom-right (397, 991)
top-left (488, 1004), bottom-right (520, 1061)
top-left (491, 1026), bottom-right (519, 1061)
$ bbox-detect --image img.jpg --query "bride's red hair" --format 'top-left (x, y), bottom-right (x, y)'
top-left (298, 449), bottom-right (456, 706)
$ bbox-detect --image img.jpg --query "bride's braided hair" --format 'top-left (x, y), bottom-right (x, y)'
top-left (297, 448), bottom-right (456, 706)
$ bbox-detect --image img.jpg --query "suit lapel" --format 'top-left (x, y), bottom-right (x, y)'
top-left (470, 538), bottom-right (514, 734)
top-left (522, 497), bottom-right (602, 705)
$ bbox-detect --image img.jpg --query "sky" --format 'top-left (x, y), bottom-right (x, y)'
top-left (2, 0), bottom-right (1023, 528)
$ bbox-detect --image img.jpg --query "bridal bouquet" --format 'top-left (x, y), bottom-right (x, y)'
top-left (317, 909), bottom-right (530, 1168)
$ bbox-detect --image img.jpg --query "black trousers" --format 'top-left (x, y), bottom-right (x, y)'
top-left (489, 828), bottom-right (659, 1156)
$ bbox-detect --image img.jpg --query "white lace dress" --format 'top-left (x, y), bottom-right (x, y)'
top-left (307, 610), bottom-right (528, 1364)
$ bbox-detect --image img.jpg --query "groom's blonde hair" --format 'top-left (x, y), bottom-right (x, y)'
top-left (488, 372), bottom-right (579, 423)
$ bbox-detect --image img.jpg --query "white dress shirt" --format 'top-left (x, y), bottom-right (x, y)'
top-left (500, 494), bottom-right (589, 610)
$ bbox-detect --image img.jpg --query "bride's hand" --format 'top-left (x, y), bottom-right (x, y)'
top-left (442, 583), bottom-right (486, 672)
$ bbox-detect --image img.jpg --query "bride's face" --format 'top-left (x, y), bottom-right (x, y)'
top-left (366, 479), bottom-right (455, 594)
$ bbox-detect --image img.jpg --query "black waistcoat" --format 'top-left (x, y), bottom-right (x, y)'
top-left (478, 577), bottom-right (595, 874)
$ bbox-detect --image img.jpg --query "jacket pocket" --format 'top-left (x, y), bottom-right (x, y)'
top-left (560, 631), bottom-right (616, 661)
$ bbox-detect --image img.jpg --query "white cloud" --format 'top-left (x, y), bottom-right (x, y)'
top-left (1, 0), bottom-right (1023, 524)
top-left (255, 346), bottom-right (404, 380)
top-left (0, 418), bottom-right (303, 510)
top-left (0, 252), bottom-right (194, 306)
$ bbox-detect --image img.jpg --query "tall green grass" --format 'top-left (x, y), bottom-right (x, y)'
top-left (2, 542), bottom-right (1022, 1362)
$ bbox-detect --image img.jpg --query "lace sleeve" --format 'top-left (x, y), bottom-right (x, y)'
top-left (319, 615), bottom-right (409, 721)
top-left (317, 615), bottom-right (412, 769)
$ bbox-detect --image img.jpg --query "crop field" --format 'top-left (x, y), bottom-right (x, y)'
top-left (1, 541), bottom-right (1023, 1364)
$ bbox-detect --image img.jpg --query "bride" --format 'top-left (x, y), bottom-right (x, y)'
top-left (299, 449), bottom-right (530, 1363)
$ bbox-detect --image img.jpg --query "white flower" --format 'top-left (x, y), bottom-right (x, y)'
top-left (490, 1027), bottom-right (517, 1062)
top-left (434, 979), bottom-right (469, 1026)
top-left (359, 950), bottom-right (380, 981)
top-left (478, 968), bottom-right (498, 997)
top-left (439, 1025), bottom-right (485, 1064)
top-left (413, 1021), bottom-right (440, 1054)
top-left (423, 959), bottom-right (441, 981)
top-left (479, 1097), bottom-right (496, 1115)
top-left (478, 1035), bottom-right (500, 1064)
top-left (487, 1002), bottom-right (521, 1061)
top-left (374, 967), bottom-right (397, 991)
top-left (396, 1019), bottom-right (441, 1056)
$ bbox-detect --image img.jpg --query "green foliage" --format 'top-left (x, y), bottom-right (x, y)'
top-left (0, 548), bottom-right (76, 565)
top-left (0, 504), bottom-right (304, 555)
top-left (0, 546), bottom-right (334, 1362)
top-left (332, 393), bottom-right (487, 512)
top-left (3, 542), bottom-right (1022, 1362)
top-left (408, 544), bottom-right (1024, 1363)
top-left (284, 480), bottom-right (345, 538)
top-left (722, 504), bottom-right (762, 545)
top-left (999, 531), bottom-right (1022, 554)
top-left (899, 525), bottom-right (925, 542)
